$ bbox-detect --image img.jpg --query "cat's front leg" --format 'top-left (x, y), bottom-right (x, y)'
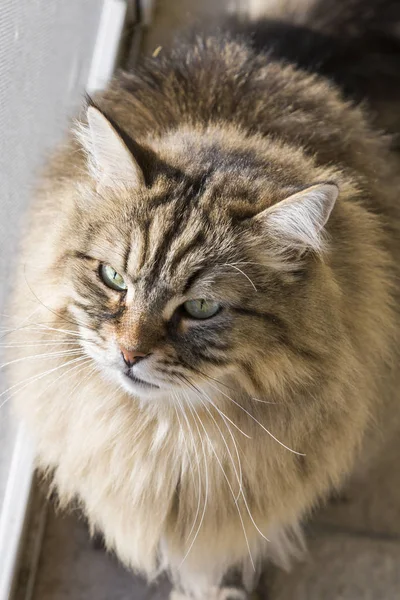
top-left (170, 564), bottom-right (259, 600)
top-left (170, 587), bottom-right (249, 600)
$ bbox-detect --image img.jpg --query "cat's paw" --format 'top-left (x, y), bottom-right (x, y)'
top-left (214, 587), bottom-right (248, 600)
top-left (170, 592), bottom-right (189, 600)
top-left (170, 588), bottom-right (248, 600)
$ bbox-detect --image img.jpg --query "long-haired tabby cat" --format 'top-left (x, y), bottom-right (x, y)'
top-left (6, 0), bottom-right (400, 598)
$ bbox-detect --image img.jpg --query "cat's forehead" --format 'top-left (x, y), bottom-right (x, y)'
top-left (129, 190), bottom-right (236, 284)
top-left (81, 173), bottom-right (247, 298)
top-left (77, 129), bottom-right (297, 290)
top-left (135, 166), bottom-right (272, 224)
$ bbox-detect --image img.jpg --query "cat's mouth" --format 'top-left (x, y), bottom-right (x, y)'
top-left (124, 371), bottom-right (160, 389)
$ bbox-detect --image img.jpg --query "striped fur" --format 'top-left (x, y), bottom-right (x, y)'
top-left (6, 1), bottom-right (400, 598)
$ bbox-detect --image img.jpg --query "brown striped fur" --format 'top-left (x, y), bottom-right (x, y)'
top-left (6, 2), bottom-right (400, 598)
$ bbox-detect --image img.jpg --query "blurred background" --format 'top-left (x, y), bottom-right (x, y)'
top-left (1, 1), bottom-right (400, 599)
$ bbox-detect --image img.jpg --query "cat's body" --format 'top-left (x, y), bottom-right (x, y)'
top-left (6, 0), bottom-right (400, 598)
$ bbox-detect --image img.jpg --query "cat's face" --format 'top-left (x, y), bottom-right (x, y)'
top-left (69, 201), bottom-right (256, 400)
top-left (66, 108), bottom-right (338, 401)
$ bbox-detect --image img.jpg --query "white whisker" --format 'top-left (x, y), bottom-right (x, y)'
top-left (26, 324), bottom-right (82, 337)
top-left (32, 357), bottom-right (94, 408)
top-left (0, 341), bottom-right (81, 348)
top-left (0, 349), bottom-right (83, 371)
top-left (185, 381), bottom-right (243, 501)
top-left (185, 393), bottom-right (255, 572)
top-left (188, 380), bottom-right (252, 440)
top-left (178, 391), bottom-right (209, 569)
top-left (185, 380), bottom-right (271, 544)
top-left (223, 263), bottom-right (258, 292)
top-left (0, 355), bottom-right (89, 410)
top-left (60, 361), bottom-right (98, 406)
top-left (173, 395), bottom-right (202, 547)
top-left (251, 397), bottom-right (279, 405)
top-left (172, 394), bottom-right (198, 492)
top-left (0, 323), bottom-right (82, 341)
top-left (203, 378), bottom-right (305, 457)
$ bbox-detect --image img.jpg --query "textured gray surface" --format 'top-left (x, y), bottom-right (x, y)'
top-left (270, 531), bottom-right (400, 600)
top-left (30, 504), bottom-right (171, 600)
top-left (0, 0), bottom-right (102, 509)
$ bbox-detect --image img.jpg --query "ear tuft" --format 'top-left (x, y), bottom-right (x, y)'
top-left (261, 183), bottom-right (339, 252)
top-left (76, 106), bottom-right (144, 193)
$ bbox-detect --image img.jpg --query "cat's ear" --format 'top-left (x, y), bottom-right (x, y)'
top-left (77, 106), bottom-right (145, 192)
top-left (256, 183), bottom-right (339, 252)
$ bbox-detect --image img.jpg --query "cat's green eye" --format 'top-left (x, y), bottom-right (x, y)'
top-left (183, 299), bottom-right (220, 320)
top-left (99, 264), bottom-right (127, 291)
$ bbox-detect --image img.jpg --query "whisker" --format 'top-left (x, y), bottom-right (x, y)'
top-left (183, 365), bottom-right (278, 405)
top-left (183, 379), bottom-right (243, 501)
top-left (189, 367), bottom-right (279, 406)
top-left (29, 324), bottom-right (82, 337)
top-left (30, 357), bottom-right (95, 410)
top-left (182, 377), bottom-right (271, 545)
top-left (0, 323), bottom-right (82, 343)
top-left (172, 393), bottom-right (198, 492)
top-left (178, 391), bottom-right (209, 569)
top-left (228, 261), bottom-right (266, 268)
top-left (0, 349), bottom-right (83, 371)
top-left (22, 266), bottom-right (96, 332)
top-left (0, 341), bottom-right (81, 348)
top-left (177, 374), bottom-right (251, 439)
top-left (58, 361), bottom-right (98, 405)
top-left (173, 395), bottom-right (202, 547)
top-left (184, 393), bottom-right (255, 572)
top-left (251, 397), bottom-right (278, 404)
top-left (0, 306), bottom-right (43, 326)
top-left (0, 355), bottom-right (89, 410)
top-left (202, 378), bottom-right (305, 457)
top-left (223, 263), bottom-right (257, 292)
top-left (182, 379), bottom-right (271, 544)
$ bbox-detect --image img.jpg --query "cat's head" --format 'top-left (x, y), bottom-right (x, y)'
top-left (66, 106), bottom-right (340, 401)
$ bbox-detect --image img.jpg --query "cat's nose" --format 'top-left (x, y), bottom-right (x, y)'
top-left (120, 347), bottom-right (150, 367)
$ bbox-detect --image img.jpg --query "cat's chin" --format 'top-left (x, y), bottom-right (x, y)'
top-left (119, 372), bottom-right (167, 400)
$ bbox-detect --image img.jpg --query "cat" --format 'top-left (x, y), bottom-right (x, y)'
top-left (6, 0), bottom-right (400, 598)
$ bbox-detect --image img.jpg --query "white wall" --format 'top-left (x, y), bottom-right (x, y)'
top-left (0, 1), bottom-right (103, 591)
top-left (0, 0), bottom-right (103, 507)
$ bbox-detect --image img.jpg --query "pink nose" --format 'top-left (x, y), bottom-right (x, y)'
top-left (120, 347), bottom-right (149, 367)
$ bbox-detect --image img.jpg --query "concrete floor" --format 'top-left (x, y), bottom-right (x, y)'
top-left (15, 1), bottom-right (400, 599)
